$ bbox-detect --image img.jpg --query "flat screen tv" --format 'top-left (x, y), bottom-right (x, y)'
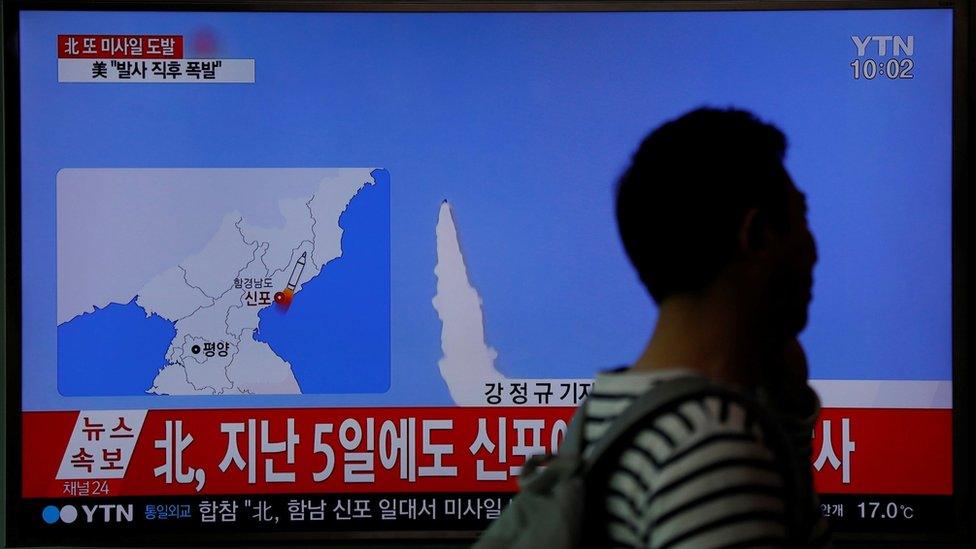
top-left (2, 0), bottom-right (970, 546)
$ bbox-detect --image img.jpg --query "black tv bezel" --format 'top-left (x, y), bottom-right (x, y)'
top-left (2, 1), bottom-right (971, 547)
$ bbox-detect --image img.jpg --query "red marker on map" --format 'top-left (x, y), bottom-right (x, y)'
top-left (274, 252), bottom-right (306, 312)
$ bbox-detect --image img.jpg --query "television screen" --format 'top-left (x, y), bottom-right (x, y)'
top-left (3, 2), bottom-right (962, 545)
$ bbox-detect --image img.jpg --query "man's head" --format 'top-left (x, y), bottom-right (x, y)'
top-left (616, 107), bottom-right (817, 337)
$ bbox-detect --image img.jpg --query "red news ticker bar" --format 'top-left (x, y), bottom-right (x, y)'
top-left (21, 406), bottom-right (952, 498)
top-left (57, 35), bottom-right (184, 59)
top-left (813, 407), bottom-right (952, 495)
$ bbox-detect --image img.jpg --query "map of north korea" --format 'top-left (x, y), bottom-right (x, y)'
top-left (56, 168), bottom-right (391, 396)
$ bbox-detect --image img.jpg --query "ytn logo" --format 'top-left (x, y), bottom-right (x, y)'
top-left (42, 504), bottom-right (134, 524)
top-left (851, 35), bottom-right (914, 57)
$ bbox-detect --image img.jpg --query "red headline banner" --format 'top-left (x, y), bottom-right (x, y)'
top-left (813, 408), bottom-right (951, 495)
top-left (57, 35), bottom-right (184, 59)
top-left (22, 406), bottom-right (951, 499)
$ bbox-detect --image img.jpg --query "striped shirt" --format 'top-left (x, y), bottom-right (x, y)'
top-left (584, 369), bottom-right (831, 548)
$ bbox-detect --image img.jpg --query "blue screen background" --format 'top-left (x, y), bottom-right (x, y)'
top-left (19, 9), bottom-right (952, 410)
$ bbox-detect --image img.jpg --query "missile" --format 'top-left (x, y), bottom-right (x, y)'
top-left (286, 251), bottom-right (307, 291)
top-left (274, 252), bottom-right (307, 312)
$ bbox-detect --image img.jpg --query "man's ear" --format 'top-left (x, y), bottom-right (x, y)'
top-left (738, 207), bottom-right (767, 255)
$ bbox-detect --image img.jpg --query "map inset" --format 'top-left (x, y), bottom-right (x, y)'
top-left (56, 168), bottom-right (391, 396)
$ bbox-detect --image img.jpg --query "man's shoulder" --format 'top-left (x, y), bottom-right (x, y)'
top-left (588, 370), bottom-right (770, 449)
top-left (591, 380), bottom-right (789, 547)
top-left (607, 388), bottom-right (774, 473)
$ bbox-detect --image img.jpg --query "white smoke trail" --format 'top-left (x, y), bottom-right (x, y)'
top-left (432, 201), bottom-right (506, 404)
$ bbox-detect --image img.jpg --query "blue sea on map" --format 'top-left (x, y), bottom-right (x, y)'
top-left (253, 169), bottom-right (391, 393)
top-left (57, 297), bottom-right (176, 396)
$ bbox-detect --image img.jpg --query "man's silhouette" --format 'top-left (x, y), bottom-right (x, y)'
top-left (585, 107), bottom-right (830, 547)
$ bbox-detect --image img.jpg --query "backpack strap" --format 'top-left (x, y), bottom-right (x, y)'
top-left (555, 399), bottom-right (590, 459)
top-left (516, 395), bottom-right (590, 482)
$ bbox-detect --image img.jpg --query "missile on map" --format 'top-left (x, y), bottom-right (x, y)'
top-left (274, 252), bottom-right (307, 312)
top-left (286, 251), bottom-right (307, 291)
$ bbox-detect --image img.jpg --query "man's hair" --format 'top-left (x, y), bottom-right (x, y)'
top-left (616, 107), bottom-right (790, 304)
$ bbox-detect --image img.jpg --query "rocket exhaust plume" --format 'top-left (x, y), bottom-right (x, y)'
top-left (432, 201), bottom-right (505, 404)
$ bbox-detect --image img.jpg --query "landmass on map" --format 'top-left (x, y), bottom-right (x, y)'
top-left (56, 168), bottom-right (391, 396)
